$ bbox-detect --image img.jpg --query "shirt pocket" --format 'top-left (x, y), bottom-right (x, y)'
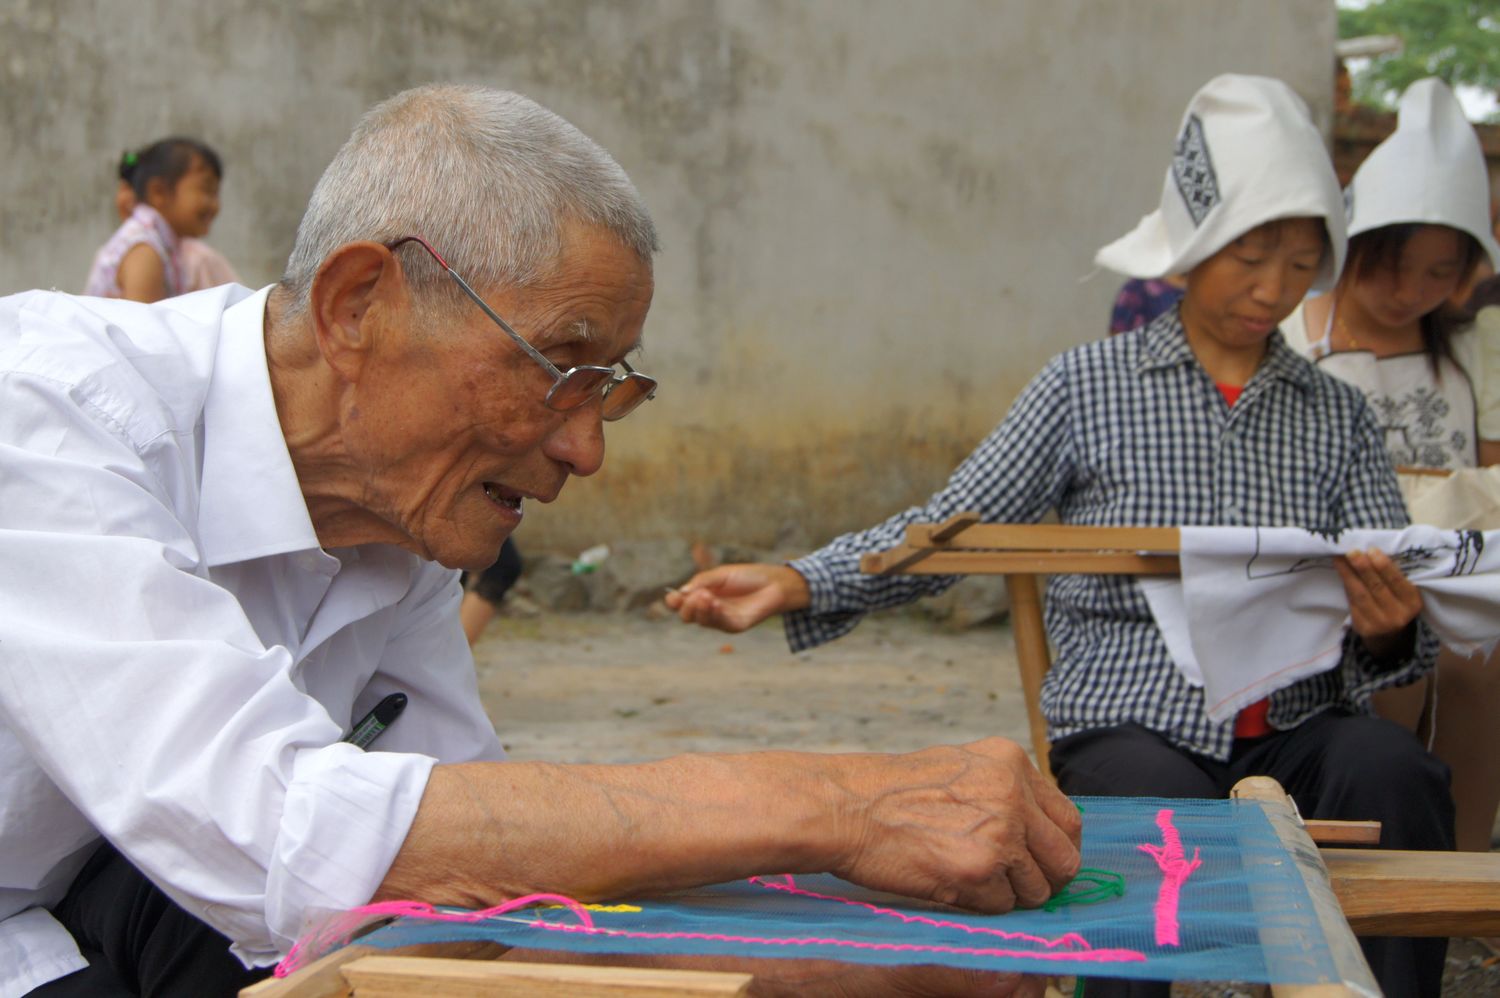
top-left (1238, 435), bottom-right (1342, 528)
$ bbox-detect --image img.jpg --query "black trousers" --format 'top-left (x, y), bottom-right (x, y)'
top-left (31, 841), bottom-right (272, 997)
top-left (1050, 711), bottom-right (1454, 998)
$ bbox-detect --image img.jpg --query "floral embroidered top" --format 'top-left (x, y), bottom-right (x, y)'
top-left (84, 204), bottom-right (184, 299)
top-left (1282, 301), bottom-right (1496, 470)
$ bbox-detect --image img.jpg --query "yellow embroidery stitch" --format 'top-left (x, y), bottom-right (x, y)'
top-left (543, 903), bottom-right (642, 913)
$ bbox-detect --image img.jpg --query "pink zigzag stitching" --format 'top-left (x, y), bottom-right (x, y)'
top-left (275, 877), bottom-right (1149, 977)
top-left (1138, 808), bottom-right (1202, 947)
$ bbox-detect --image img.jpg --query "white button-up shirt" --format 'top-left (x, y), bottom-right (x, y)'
top-left (0, 286), bottom-right (505, 996)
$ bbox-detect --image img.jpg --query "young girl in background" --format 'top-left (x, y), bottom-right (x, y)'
top-left (1281, 77), bottom-right (1500, 853)
top-left (85, 137), bottom-right (224, 302)
top-left (112, 147), bottom-right (239, 294)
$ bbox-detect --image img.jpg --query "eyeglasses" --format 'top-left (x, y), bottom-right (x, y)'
top-left (386, 235), bottom-right (657, 421)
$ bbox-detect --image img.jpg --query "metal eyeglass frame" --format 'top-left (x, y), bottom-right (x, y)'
top-left (385, 235), bottom-right (657, 421)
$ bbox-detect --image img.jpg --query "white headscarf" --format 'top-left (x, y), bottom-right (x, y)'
top-left (1096, 74), bottom-right (1347, 291)
top-left (1346, 77), bottom-right (1500, 269)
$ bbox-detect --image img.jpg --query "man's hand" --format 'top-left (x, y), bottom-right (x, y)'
top-left (1334, 548), bottom-right (1423, 659)
top-left (666, 563), bottom-right (811, 633)
top-left (828, 739), bottom-right (1082, 913)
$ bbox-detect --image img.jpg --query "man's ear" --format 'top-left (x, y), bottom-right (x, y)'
top-left (308, 242), bottom-right (405, 384)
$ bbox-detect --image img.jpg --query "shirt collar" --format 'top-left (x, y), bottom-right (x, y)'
top-left (1135, 303), bottom-right (1319, 394)
top-left (197, 287), bottom-right (324, 567)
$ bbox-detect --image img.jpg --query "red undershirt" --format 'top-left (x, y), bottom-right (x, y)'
top-left (1215, 381), bottom-right (1272, 739)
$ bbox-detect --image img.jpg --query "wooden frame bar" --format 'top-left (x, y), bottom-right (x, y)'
top-left (1232, 777), bottom-right (1379, 997)
top-left (1323, 849), bottom-right (1500, 936)
top-left (243, 951), bottom-right (754, 997)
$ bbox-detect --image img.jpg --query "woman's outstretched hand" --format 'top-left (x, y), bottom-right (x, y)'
top-left (666, 563), bottom-right (812, 633)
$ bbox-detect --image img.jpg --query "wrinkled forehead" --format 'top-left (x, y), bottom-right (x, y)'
top-left (490, 239), bottom-right (654, 354)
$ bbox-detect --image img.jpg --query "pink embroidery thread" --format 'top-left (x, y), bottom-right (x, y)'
top-left (275, 893), bottom-right (594, 977)
top-left (275, 876), bottom-right (1148, 978)
top-left (1138, 808), bottom-right (1202, 947)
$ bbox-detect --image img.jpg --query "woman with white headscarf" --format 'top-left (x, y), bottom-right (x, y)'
top-left (671, 74), bottom-right (1451, 997)
top-left (1281, 77), bottom-right (1500, 855)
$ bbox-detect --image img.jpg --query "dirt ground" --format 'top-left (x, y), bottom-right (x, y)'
top-left (471, 606), bottom-right (1500, 996)
top-left (473, 606), bottom-right (1029, 762)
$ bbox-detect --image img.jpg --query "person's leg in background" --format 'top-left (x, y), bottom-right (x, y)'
top-left (1050, 723), bottom-right (1228, 998)
top-left (460, 537), bottom-right (523, 646)
top-left (1233, 710), bottom-right (1454, 998)
top-left (36, 841), bottom-right (270, 998)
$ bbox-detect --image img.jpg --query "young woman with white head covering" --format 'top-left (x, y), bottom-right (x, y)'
top-left (1281, 77), bottom-right (1500, 855)
top-left (1284, 77), bottom-right (1500, 469)
top-left (670, 75), bottom-right (1451, 996)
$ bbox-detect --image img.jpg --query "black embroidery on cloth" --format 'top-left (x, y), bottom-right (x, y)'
top-left (1172, 114), bottom-right (1219, 226)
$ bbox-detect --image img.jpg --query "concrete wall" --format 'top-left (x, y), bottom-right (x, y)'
top-left (0, 0), bottom-right (1335, 554)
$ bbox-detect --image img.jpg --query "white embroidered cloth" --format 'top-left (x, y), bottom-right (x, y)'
top-left (1141, 526), bottom-right (1500, 722)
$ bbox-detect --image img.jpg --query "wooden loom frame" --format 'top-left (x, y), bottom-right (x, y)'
top-left (244, 775), bottom-right (1384, 996)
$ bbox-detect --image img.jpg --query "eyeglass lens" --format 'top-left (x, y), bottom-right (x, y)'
top-left (601, 373), bottom-right (655, 421)
top-left (546, 369), bottom-right (657, 421)
top-left (546, 368), bottom-right (615, 412)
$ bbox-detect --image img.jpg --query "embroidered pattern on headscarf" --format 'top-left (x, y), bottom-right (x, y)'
top-left (1172, 114), bottom-right (1219, 226)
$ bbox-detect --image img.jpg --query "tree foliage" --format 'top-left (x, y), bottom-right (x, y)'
top-left (1338, 0), bottom-right (1500, 117)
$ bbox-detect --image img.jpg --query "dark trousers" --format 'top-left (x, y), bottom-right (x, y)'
top-left (31, 841), bottom-right (271, 997)
top-left (1050, 711), bottom-right (1454, 998)
top-left (461, 537), bottom-right (523, 603)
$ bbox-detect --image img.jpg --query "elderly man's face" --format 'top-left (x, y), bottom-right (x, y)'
top-left (348, 221), bottom-right (654, 570)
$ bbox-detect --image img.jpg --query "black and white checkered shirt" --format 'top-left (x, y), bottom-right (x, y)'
top-left (786, 308), bottom-right (1436, 761)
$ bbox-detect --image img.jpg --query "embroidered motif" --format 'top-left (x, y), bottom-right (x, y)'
top-left (1453, 531), bottom-right (1485, 576)
top-left (1372, 386), bottom-right (1467, 468)
top-left (1172, 115), bottom-right (1219, 226)
top-left (1138, 808), bottom-right (1201, 947)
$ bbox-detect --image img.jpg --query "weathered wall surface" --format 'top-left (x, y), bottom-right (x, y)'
top-left (0, 0), bottom-right (1334, 553)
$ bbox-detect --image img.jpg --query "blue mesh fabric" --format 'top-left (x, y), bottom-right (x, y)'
top-left (351, 797), bottom-right (1340, 984)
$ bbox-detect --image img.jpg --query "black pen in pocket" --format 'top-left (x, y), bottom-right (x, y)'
top-left (343, 692), bottom-right (407, 749)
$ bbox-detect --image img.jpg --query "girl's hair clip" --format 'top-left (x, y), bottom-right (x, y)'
top-left (121, 151), bottom-right (139, 167)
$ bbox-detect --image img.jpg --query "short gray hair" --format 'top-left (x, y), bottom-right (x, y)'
top-left (279, 84), bottom-right (658, 316)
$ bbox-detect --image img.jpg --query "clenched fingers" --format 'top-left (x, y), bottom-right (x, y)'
top-left (837, 739), bottom-right (1084, 914)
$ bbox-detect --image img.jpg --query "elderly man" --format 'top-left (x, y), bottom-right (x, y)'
top-left (0, 85), bottom-right (1079, 997)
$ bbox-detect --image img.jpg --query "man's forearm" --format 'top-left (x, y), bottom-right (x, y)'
top-left (376, 752), bottom-right (846, 907)
top-left (377, 738), bottom-right (1083, 918)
